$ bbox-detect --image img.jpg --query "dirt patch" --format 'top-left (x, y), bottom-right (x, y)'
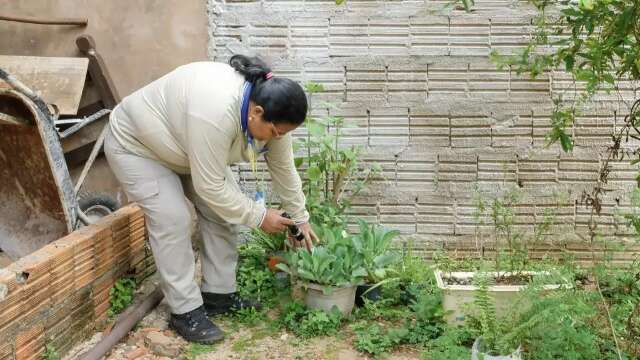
top-left (63, 257), bottom-right (422, 360)
top-left (65, 290), bottom-right (421, 360)
top-left (96, 314), bottom-right (422, 360)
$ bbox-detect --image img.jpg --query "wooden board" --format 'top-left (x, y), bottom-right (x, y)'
top-left (0, 55), bottom-right (88, 115)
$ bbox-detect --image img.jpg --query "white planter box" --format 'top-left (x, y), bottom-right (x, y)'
top-left (435, 270), bottom-right (567, 326)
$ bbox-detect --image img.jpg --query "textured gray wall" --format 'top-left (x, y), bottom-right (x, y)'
top-left (207, 0), bottom-right (639, 249)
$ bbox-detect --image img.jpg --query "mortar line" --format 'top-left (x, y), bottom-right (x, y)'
top-left (447, 15), bottom-right (451, 56)
top-left (408, 107), bottom-right (412, 142)
top-left (394, 153), bottom-right (399, 186)
top-left (466, 62), bottom-right (471, 98)
top-left (448, 115), bottom-right (452, 148)
top-left (385, 64), bottom-right (389, 104)
top-left (414, 193), bottom-right (419, 235)
top-left (453, 197), bottom-right (458, 236)
top-left (367, 108), bottom-right (371, 147)
top-left (343, 65), bottom-right (347, 103)
top-left (573, 198), bottom-right (578, 231)
top-left (530, 110), bottom-right (534, 146)
top-left (515, 154), bottom-right (520, 188)
top-left (508, 65), bottom-right (512, 100)
top-left (435, 153), bottom-right (440, 191)
top-left (425, 63), bottom-right (430, 101)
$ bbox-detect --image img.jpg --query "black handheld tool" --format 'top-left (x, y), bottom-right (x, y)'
top-left (281, 212), bottom-right (305, 242)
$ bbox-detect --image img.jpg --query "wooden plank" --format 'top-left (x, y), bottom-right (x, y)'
top-left (0, 55), bottom-right (88, 115)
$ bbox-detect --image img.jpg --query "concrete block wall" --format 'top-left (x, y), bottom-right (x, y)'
top-left (0, 205), bottom-right (154, 360)
top-left (208, 0), bottom-right (640, 250)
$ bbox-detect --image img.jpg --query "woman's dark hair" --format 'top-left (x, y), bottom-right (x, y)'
top-left (229, 54), bottom-right (308, 126)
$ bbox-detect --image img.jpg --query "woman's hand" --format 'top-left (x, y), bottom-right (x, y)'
top-left (260, 208), bottom-right (294, 233)
top-left (288, 222), bottom-right (319, 252)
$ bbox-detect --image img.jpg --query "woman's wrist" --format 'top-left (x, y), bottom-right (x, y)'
top-left (256, 206), bottom-right (267, 229)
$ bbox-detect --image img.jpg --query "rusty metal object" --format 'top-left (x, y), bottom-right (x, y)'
top-left (0, 14), bottom-right (87, 26)
top-left (0, 88), bottom-right (78, 259)
top-left (79, 287), bottom-right (164, 360)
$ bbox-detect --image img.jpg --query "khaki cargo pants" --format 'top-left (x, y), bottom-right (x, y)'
top-left (104, 127), bottom-right (240, 314)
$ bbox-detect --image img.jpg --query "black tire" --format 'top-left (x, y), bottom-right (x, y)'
top-left (78, 192), bottom-right (120, 222)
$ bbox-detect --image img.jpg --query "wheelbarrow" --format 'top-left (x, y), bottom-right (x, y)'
top-left (0, 67), bottom-right (110, 259)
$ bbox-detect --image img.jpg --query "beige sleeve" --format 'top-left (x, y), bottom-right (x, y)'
top-left (265, 133), bottom-right (310, 224)
top-left (187, 113), bottom-right (266, 228)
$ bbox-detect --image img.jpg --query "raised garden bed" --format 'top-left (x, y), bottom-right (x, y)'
top-left (435, 270), bottom-right (569, 325)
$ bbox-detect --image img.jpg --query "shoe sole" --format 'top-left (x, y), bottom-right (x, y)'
top-left (168, 323), bottom-right (225, 344)
top-left (191, 333), bottom-right (225, 344)
top-left (205, 308), bottom-right (229, 317)
top-left (204, 305), bottom-right (263, 317)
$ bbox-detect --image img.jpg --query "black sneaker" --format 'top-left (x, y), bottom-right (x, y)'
top-left (169, 305), bottom-right (224, 344)
top-left (202, 292), bottom-right (262, 316)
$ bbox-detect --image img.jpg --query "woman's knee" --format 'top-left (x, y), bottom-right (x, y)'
top-left (156, 205), bottom-right (192, 233)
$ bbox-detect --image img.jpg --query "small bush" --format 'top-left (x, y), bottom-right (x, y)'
top-left (233, 307), bottom-right (266, 327)
top-left (108, 278), bottom-right (136, 318)
top-left (236, 244), bottom-right (278, 306)
top-left (276, 301), bottom-right (343, 338)
top-left (43, 344), bottom-right (59, 360)
top-left (422, 328), bottom-right (474, 360)
top-left (352, 322), bottom-right (407, 358)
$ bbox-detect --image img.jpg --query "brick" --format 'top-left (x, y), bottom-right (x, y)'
top-left (15, 324), bottom-right (44, 360)
top-left (6, 253), bottom-right (51, 286)
top-left (0, 270), bottom-right (23, 332)
top-left (20, 275), bottom-right (51, 320)
top-left (0, 342), bottom-right (11, 359)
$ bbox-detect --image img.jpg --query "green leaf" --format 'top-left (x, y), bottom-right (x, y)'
top-left (307, 120), bottom-right (326, 137)
top-left (462, 0), bottom-right (473, 11)
top-left (352, 267), bottom-right (368, 279)
top-left (603, 73), bottom-right (615, 85)
top-left (304, 82), bottom-right (326, 93)
top-left (298, 269), bottom-right (318, 282)
top-left (275, 263), bottom-right (290, 273)
top-left (578, 0), bottom-right (593, 10)
top-left (373, 253), bottom-right (398, 268)
top-left (559, 131), bottom-right (574, 152)
top-left (307, 166), bottom-right (322, 180)
top-left (373, 268), bottom-right (386, 280)
top-left (564, 56), bottom-right (575, 72)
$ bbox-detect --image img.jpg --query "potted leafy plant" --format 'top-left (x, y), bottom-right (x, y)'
top-left (351, 220), bottom-right (400, 306)
top-left (276, 225), bottom-right (367, 315)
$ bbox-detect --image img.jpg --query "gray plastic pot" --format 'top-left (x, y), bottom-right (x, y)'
top-left (471, 338), bottom-right (522, 360)
top-left (304, 283), bottom-right (357, 315)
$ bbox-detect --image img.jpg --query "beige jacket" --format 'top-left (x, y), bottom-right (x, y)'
top-left (109, 62), bottom-right (309, 228)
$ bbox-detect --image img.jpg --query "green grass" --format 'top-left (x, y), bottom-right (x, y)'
top-left (183, 343), bottom-right (216, 360)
